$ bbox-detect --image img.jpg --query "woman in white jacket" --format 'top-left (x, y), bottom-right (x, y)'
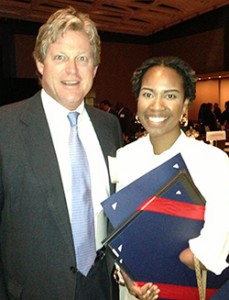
top-left (110, 56), bottom-right (229, 300)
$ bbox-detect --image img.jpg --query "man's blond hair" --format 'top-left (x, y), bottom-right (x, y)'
top-left (33, 6), bottom-right (101, 67)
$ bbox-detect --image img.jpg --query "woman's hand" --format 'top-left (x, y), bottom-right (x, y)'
top-left (115, 266), bottom-right (160, 300)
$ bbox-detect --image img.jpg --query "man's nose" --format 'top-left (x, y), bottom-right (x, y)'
top-left (65, 59), bottom-right (78, 74)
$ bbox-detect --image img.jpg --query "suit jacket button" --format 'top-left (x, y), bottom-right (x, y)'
top-left (70, 266), bottom-right (77, 273)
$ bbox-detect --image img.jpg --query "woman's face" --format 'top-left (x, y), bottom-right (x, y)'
top-left (137, 66), bottom-right (189, 150)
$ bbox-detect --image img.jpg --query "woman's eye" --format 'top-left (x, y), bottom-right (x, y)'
top-left (166, 94), bottom-right (176, 99)
top-left (142, 92), bottom-right (153, 98)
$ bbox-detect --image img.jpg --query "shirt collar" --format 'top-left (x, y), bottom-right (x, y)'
top-left (41, 88), bottom-right (86, 117)
top-left (148, 130), bottom-right (185, 157)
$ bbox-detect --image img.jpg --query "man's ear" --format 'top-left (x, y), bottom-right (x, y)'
top-left (93, 66), bottom-right (98, 78)
top-left (35, 59), bottom-right (44, 76)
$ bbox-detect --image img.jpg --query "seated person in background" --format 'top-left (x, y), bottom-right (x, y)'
top-left (99, 99), bottom-right (118, 116)
top-left (115, 101), bottom-right (134, 144)
top-left (109, 56), bottom-right (229, 300)
top-left (213, 102), bottom-right (222, 125)
top-left (197, 102), bottom-right (207, 134)
top-left (221, 100), bottom-right (229, 129)
top-left (203, 103), bottom-right (218, 131)
top-left (198, 102), bottom-right (218, 132)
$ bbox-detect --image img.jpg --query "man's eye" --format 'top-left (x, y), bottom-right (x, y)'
top-left (54, 55), bottom-right (65, 61)
top-left (76, 55), bottom-right (88, 62)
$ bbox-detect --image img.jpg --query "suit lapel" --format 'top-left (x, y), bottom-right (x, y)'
top-left (20, 92), bottom-right (74, 256)
top-left (86, 105), bottom-right (119, 195)
top-left (86, 105), bottom-right (110, 166)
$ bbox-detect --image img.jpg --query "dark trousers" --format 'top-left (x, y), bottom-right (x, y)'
top-left (75, 255), bottom-right (119, 300)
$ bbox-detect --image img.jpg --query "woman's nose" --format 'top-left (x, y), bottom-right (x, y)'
top-left (149, 95), bottom-right (163, 109)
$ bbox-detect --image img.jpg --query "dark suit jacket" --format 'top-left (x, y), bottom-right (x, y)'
top-left (0, 91), bottom-right (123, 300)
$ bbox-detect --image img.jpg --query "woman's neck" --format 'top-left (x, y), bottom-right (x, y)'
top-left (150, 130), bottom-right (181, 155)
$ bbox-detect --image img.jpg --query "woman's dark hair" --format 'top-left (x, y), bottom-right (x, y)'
top-left (131, 56), bottom-right (197, 102)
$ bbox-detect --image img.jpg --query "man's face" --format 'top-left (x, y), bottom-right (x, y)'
top-left (137, 66), bottom-right (189, 143)
top-left (36, 30), bottom-right (97, 110)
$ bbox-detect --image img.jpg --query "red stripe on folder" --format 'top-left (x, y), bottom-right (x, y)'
top-left (136, 282), bottom-right (217, 299)
top-left (137, 196), bottom-right (205, 221)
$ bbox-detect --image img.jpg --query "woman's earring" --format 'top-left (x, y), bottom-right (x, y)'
top-left (180, 113), bottom-right (188, 127)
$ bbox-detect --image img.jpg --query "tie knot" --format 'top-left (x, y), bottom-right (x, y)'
top-left (68, 111), bottom-right (80, 127)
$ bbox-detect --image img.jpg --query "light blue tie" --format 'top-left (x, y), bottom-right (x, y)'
top-left (68, 111), bottom-right (96, 276)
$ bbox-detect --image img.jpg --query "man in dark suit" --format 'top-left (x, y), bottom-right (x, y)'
top-left (0, 6), bottom-right (123, 300)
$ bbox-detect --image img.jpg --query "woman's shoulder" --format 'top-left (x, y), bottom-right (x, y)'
top-left (117, 135), bottom-right (150, 155)
top-left (183, 134), bottom-right (228, 161)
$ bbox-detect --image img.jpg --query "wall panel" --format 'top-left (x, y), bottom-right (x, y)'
top-left (149, 28), bottom-right (225, 74)
top-left (189, 77), bottom-right (229, 121)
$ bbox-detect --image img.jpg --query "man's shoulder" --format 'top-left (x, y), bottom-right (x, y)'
top-left (0, 91), bottom-right (41, 114)
top-left (86, 105), bottom-right (119, 123)
top-left (0, 91), bottom-right (42, 131)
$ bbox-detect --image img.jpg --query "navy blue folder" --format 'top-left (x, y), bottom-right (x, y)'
top-left (102, 153), bottom-right (190, 229)
top-left (210, 279), bottom-right (229, 299)
top-left (103, 170), bottom-right (229, 299)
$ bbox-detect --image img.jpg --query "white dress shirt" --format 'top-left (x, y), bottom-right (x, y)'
top-left (41, 89), bottom-right (110, 249)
